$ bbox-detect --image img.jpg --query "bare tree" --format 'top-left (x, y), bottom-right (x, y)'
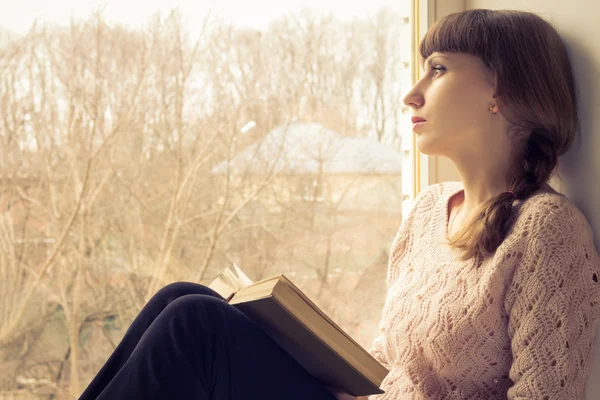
top-left (0, 8), bottom-right (406, 397)
top-left (360, 8), bottom-right (405, 144)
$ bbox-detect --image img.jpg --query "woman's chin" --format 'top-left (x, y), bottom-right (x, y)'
top-left (415, 136), bottom-right (441, 156)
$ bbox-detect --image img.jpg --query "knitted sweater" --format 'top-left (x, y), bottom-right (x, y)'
top-left (368, 181), bottom-right (600, 400)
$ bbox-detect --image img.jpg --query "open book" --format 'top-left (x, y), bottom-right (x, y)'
top-left (208, 263), bottom-right (389, 397)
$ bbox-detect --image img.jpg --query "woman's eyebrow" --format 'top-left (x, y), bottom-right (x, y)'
top-left (421, 55), bottom-right (450, 70)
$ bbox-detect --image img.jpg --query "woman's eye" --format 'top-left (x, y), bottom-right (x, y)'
top-left (432, 66), bottom-right (445, 74)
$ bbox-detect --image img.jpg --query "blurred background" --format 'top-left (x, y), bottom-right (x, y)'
top-left (0, 0), bottom-right (416, 398)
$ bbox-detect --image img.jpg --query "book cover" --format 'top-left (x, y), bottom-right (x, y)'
top-left (208, 264), bottom-right (388, 397)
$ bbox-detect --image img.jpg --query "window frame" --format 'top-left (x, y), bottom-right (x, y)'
top-left (409, 0), bottom-right (433, 201)
top-left (409, 0), bottom-right (467, 200)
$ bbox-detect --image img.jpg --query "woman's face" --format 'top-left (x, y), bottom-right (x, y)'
top-left (403, 51), bottom-right (510, 159)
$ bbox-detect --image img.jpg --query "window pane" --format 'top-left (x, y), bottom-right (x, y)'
top-left (0, 0), bottom-right (415, 396)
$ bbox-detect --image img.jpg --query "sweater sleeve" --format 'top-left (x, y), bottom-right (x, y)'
top-left (503, 199), bottom-right (600, 400)
top-left (385, 183), bottom-right (438, 289)
top-left (368, 183), bottom-right (438, 367)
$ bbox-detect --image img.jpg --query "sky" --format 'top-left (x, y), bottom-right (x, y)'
top-left (0, 0), bottom-right (408, 35)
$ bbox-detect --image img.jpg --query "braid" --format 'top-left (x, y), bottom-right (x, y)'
top-left (450, 129), bottom-right (559, 261)
top-left (509, 130), bottom-right (558, 200)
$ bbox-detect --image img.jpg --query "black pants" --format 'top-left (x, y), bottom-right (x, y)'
top-left (79, 282), bottom-right (337, 400)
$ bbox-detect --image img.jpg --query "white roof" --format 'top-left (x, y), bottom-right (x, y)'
top-left (212, 122), bottom-right (403, 175)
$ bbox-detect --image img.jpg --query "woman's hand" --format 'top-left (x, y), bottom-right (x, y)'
top-left (324, 386), bottom-right (362, 400)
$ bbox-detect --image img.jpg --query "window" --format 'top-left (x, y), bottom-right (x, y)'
top-left (0, 1), bottom-right (427, 397)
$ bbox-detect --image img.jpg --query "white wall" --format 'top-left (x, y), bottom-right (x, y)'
top-left (428, 0), bottom-right (600, 397)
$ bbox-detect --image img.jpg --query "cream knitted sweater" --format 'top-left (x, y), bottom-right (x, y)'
top-left (368, 181), bottom-right (600, 400)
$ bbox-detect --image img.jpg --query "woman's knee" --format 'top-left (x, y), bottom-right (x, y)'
top-left (153, 282), bottom-right (220, 304)
top-left (162, 294), bottom-right (230, 334)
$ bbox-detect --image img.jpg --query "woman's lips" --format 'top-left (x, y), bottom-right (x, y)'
top-left (413, 121), bottom-right (426, 131)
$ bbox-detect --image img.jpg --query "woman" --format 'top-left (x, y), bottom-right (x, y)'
top-left (80, 9), bottom-right (600, 400)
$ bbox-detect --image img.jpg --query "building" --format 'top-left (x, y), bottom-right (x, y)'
top-left (212, 121), bottom-right (407, 214)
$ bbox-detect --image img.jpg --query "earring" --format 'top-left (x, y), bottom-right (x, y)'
top-left (489, 106), bottom-right (497, 115)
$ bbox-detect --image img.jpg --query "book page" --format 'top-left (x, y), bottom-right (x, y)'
top-left (208, 275), bottom-right (236, 300)
top-left (232, 262), bottom-right (254, 288)
top-left (208, 263), bottom-right (255, 300)
top-left (223, 269), bottom-right (244, 291)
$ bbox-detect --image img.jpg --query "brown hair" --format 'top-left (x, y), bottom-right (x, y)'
top-left (420, 9), bottom-right (581, 261)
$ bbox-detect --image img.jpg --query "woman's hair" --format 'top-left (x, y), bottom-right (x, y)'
top-left (420, 9), bottom-right (581, 261)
